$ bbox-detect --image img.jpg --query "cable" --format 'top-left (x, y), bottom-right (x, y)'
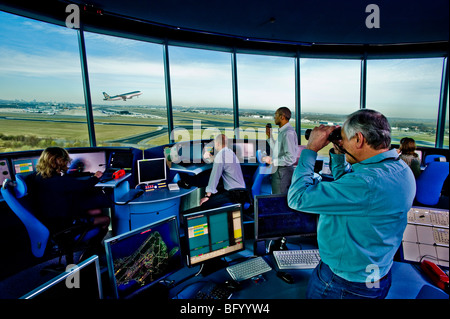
top-left (172, 280), bottom-right (209, 299)
top-left (419, 254), bottom-right (449, 263)
top-left (113, 189), bottom-right (144, 205)
top-left (194, 264), bottom-right (204, 277)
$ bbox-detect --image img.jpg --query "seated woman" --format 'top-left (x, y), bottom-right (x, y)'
top-left (398, 137), bottom-right (421, 179)
top-left (27, 147), bottom-right (111, 244)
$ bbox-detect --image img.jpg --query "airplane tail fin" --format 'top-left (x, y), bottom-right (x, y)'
top-left (103, 92), bottom-right (110, 99)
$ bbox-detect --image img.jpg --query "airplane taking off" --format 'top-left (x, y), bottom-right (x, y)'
top-left (103, 91), bottom-right (142, 101)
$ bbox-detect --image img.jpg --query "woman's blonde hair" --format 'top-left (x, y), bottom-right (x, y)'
top-left (36, 147), bottom-right (71, 178)
top-left (399, 137), bottom-right (418, 157)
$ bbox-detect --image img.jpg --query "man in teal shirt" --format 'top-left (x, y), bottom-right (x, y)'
top-left (287, 109), bottom-right (416, 299)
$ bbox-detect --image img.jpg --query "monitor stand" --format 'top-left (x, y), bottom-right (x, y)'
top-left (200, 258), bottom-right (229, 276)
top-left (269, 237), bottom-right (288, 253)
top-left (131, 282), bottom-right (169, 300)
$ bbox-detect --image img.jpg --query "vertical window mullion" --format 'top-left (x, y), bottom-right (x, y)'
top-left (360, 55), bottom-right (367, 109)
top-left (164, 42), bottom-right (174, 143)
top-left (295, 52), bottom-right (301, 144)
top-left (436, 57), bottom-right (448, 148)
top-left (77, 28), bottom-right (96, 147)
top-left (231, 48), bottom-right (239, 132)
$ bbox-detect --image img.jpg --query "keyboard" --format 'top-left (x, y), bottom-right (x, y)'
top-left (194, 282), bottom-right (233, 299)
top-left (226, 256), bottom-right (272, 281)
top-left (99, 173), bottom-right (113, 182)
top-left (273, 249), bottom-right (320, 270)
top-left (99, 169), bottom-right (116, 182)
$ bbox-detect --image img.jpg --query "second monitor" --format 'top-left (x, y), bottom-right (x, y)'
top-left (254, 194), bottom-right (318, 250)
top-left (104, 216), bottom-right (183, 299)
top-left (183, 204), bottom-right (244, 269)
top-left (137, 157), bottom-right (167, 185)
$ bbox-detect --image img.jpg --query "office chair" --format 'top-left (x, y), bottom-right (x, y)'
top-left (227, 150), bottom-right (272, 212)
top-left (250, 151), bottom-right (273, 198)
top-left (415, 285), bottom-right (449, 299)
top-left (415, 161), bottom-right (449, 206)
top-left (424, 154), bottom-right (446, 165)
top-left (1, 175), bottom-right (101, 268)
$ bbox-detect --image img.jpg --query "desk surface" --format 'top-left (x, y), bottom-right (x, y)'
top-left (170, 161), bottom-right (259, 176)
top-left (116, 186), bottom-right (197, 204)
top-left (170, 163), bottom-right (213, 175)
top-left (95, 173), bottom-right (131, 187)
top-left (167, 239), bottom-right (317, 299)
top-left (169, 254), bottom-right (313, 300)
top-left (163, 238), bottom-right (447, 300)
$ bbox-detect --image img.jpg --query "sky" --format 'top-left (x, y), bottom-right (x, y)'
top-left (0, 10), bottom-right (445, 119)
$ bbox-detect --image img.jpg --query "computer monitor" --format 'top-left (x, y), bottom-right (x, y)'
top-left (192, 141), bottom-right (206, 163)
top-left (104, 216), bottom-right (183, 299)
top-left (415, 150), bottom-right (423, 163)
top-left (137, 158), bottom-right (167, 185)
top-left (234, 141), bottom-right (256, 162)
top-left (255, 194), bottom-right (318, 241)
top-left (12, 157), bottom-right (38, 175)
top-left (108, 151), bottom-right (134, 171)
top-left (0, 158), bottom-right (12, 185)
top-left (183, 204), bottom-right (245, 268)
top-left (20, 255), bottom-right (103, 299)
top-left (68, 151), bottom-right (106, 174)
top-left (174, 140), bottom-right (214, 164)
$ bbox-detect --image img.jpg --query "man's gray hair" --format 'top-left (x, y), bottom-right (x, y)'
top-left (343, 109), bottom-right (391, 150)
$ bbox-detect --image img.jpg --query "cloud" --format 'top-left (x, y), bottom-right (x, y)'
top-left (0, 48), bottom-right (81, 77)
top-left (0, 9), bottom-right (444, 118)
top-left (87, 55), bottom-right (164, 78)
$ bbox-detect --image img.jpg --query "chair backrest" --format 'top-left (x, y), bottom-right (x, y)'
top-left (251, 166), bottom-right (265, 197)
top-left (415, 284), bottom-right (449, 299)
top-left (424, 154), bottom-right (446, 165)
top-left (1, 175), bottom-right (50, 258)
top-left (251, 150), bottom-right (273, 197)
top-left (415, 161), bottom-right (449, 206)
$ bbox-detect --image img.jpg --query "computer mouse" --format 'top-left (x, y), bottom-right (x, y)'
top-left (224, 279), bottom-right (241, 291)
top-left (277, 271), bottom-right (294, 284)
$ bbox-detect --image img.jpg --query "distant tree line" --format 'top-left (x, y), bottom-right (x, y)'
top-left (0, 133), bottom-right (86, 152)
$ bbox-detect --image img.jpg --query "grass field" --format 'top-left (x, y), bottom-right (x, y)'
top-left (1, 108), bottom-right (447, 154)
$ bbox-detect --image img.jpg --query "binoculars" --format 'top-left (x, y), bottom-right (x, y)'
top-left (305, 127), bottom-right (342, 143)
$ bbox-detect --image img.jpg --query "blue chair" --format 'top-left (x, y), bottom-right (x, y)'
top-left (424, 154), bottom-right (446, 165)
top-left (250, 153), bottom-right (273, 197)
top-left (1, 176), bottom-right (49, 258)
top-left (242, 150), bottom-right (272, 210)
top-left (220, 150), bottom-right (272, 212)
top-left (415, 285), bottom-right (449, 299)
top-left (1, 175), bottom-right (100, 266)
top-left (415, 161), bottom-right (449, 206)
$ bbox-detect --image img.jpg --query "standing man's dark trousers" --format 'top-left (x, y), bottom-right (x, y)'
top-left (271, 165), bottom-right (294, 194)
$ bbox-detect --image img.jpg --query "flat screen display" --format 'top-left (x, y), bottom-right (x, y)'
top-left (109, 152), bottom-right (134, 170)
top-left (255, 194), bottom-right (318, 240)
top-left (13, 157), bottom-right (38, 175)
top-left (137, 158), bottom-right (166, 184)
top-left (21, 255), bottom-right (103, 299)
top-left (68, 151), bottom-right (106, 174)
top-left (104, 216), bottom-right (183, 299)
top-left (184, 204), bottom-right (244, 267)
top-left (234, 142), bottom-right (256, 161)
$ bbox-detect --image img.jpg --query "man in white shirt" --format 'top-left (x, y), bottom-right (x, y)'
top-left (200, 134), bottom-right (248, 209)
top-left (263, 107), bottom-right (298, 194)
